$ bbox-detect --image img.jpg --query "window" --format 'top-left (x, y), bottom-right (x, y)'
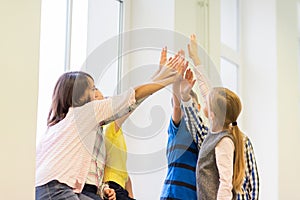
top-left (221, 0), bottom-right (238, 51)
top-left (36, 0), bottom-right (67, 143)
top-left (68, 0), bottom-right (88, 70)
top-left (86, 0), bottom-right (122, 96)
top-left (220, 0), bottom-right (240, 94)
top-left (37, 0), bottom-right (123, 143)
top-left (220, 58), bottom-right (238, 92)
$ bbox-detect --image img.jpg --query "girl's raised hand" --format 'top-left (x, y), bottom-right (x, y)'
top-left (188, 34), bottom-right (201, 66)
top-left (151, 47), bottom-right (168, 80)
top-left (151, 50), bottom-right (188, 85)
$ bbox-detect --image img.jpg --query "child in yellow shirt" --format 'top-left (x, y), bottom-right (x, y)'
top-left (103, 117), bottom-right (135, 200)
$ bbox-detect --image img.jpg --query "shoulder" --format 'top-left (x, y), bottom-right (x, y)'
top-left (217, 131), bottom-right (234, 141)
top-left (217, 136), bottom-right (234, 150)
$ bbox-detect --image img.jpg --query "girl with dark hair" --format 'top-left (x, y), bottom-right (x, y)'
top-left (35, 52), bottom-right (187, 200)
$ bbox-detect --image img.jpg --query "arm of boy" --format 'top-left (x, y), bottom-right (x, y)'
top-left (180, 69), bottom-right (208, 149)
top-left (162, 48), bottom-right (188, 125)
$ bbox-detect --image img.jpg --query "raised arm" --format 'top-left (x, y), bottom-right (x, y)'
top-left (180, 69), bottom-right (208, 149)
top-left (98, 51), bottom-right (187, 125)
top-left (188, 34), bottom-right (210, 100)
top-left (167, 49), bottom-right (188, 125)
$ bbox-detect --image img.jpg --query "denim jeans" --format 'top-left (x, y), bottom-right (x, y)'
top-left (82, 184), bottom-right (102, 200)
top-left (35, 180), bottom-right (100, 200)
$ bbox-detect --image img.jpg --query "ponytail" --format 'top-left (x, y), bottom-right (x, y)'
top-left (231, 124), bottom-right (245, 193)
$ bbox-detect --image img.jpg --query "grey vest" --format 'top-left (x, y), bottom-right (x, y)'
top-left (197, 131), bottom-right (233, 200)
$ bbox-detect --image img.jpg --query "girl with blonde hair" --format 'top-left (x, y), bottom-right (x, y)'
top-left (180, 34), bottom-right (259, 200)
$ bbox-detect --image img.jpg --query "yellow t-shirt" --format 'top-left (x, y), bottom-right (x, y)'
top-left (103, 122), bottom-right (128, 188)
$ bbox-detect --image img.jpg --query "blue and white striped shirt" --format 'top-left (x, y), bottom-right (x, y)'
top-left (160, 117), bottom-right (199, 200)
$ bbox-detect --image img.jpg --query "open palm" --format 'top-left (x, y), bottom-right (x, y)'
top-left (180, 68), bottom-right (196, 100)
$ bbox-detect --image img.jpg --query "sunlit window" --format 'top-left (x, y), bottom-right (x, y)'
top-left (37, 0), bottom-right (122, 143)
top-left (220, 0), bottom-right (240, 94)
top-left (220, 58), bottom-right (238, 93)
top-left (86, 0), bottom-right (121, 96)
top-left (36, 0), bottom-right (67, 143)
top-left (69, 0), bottom-right (88, 70)
top-left (221, 0), bottom-right (239, 51)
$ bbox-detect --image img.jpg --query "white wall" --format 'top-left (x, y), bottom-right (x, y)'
top-left (277, 0), bottom-right (300, 198)
top-left (241, 0), bottom-right (278, 199)
top-left (241, 0), bottom-right (300, 199)
top-left (0, 0), bottom-right (41, 199)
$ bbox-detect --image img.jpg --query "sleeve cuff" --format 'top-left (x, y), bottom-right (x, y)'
top-left (128, 87), bottom-right (136, 105)
top-left (169, 117), bottom-right (180, 130)
top-left (181, 98), bottom-right (194, 107)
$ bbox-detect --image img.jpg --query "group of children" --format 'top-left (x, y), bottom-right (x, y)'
top-left (161, 35), bottom-right (259, 200)
top-left (35, 34), bottom-right (259, 200)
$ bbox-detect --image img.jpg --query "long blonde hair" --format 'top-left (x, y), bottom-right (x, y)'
top-left (208, 87), bottom-right (245, 193)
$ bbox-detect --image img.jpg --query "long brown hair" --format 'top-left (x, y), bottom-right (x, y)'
top-left (47, 71), bottom-right (94, 127)
top-left (208, 87), bottom-right (245, 193)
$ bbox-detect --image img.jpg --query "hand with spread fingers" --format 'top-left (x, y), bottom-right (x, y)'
top-left (152, 49), bottom-right (189, 86)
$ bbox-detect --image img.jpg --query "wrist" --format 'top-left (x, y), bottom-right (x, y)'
top-left (192, 57), bottom-right (201, 66)
top-left (172, 82), bottom-right (180, 90)
top-left (181, 94), bottom-right (191, 102)
top-left (100, 183), bottom-right (109, 199)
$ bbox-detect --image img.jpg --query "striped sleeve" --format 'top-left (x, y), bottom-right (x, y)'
top-left (181, 98), bottom-right (208, 149)
top-left (101, 96), bottom-right (146, 126)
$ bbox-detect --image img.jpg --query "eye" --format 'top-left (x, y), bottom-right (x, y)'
top-left (91, 86), bottom-right (97, 91)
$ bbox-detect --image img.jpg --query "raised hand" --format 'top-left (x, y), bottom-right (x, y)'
top-left (188, 34), bottom-right (201, 66)
top-left (180, 68), bottom-right (196, 101)
top-left (151, 47), bottom-right (167, 80)
top-left (151, 50), bottom-right (188, 86)
top-left (176, 49), bottom-right (188, 82)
